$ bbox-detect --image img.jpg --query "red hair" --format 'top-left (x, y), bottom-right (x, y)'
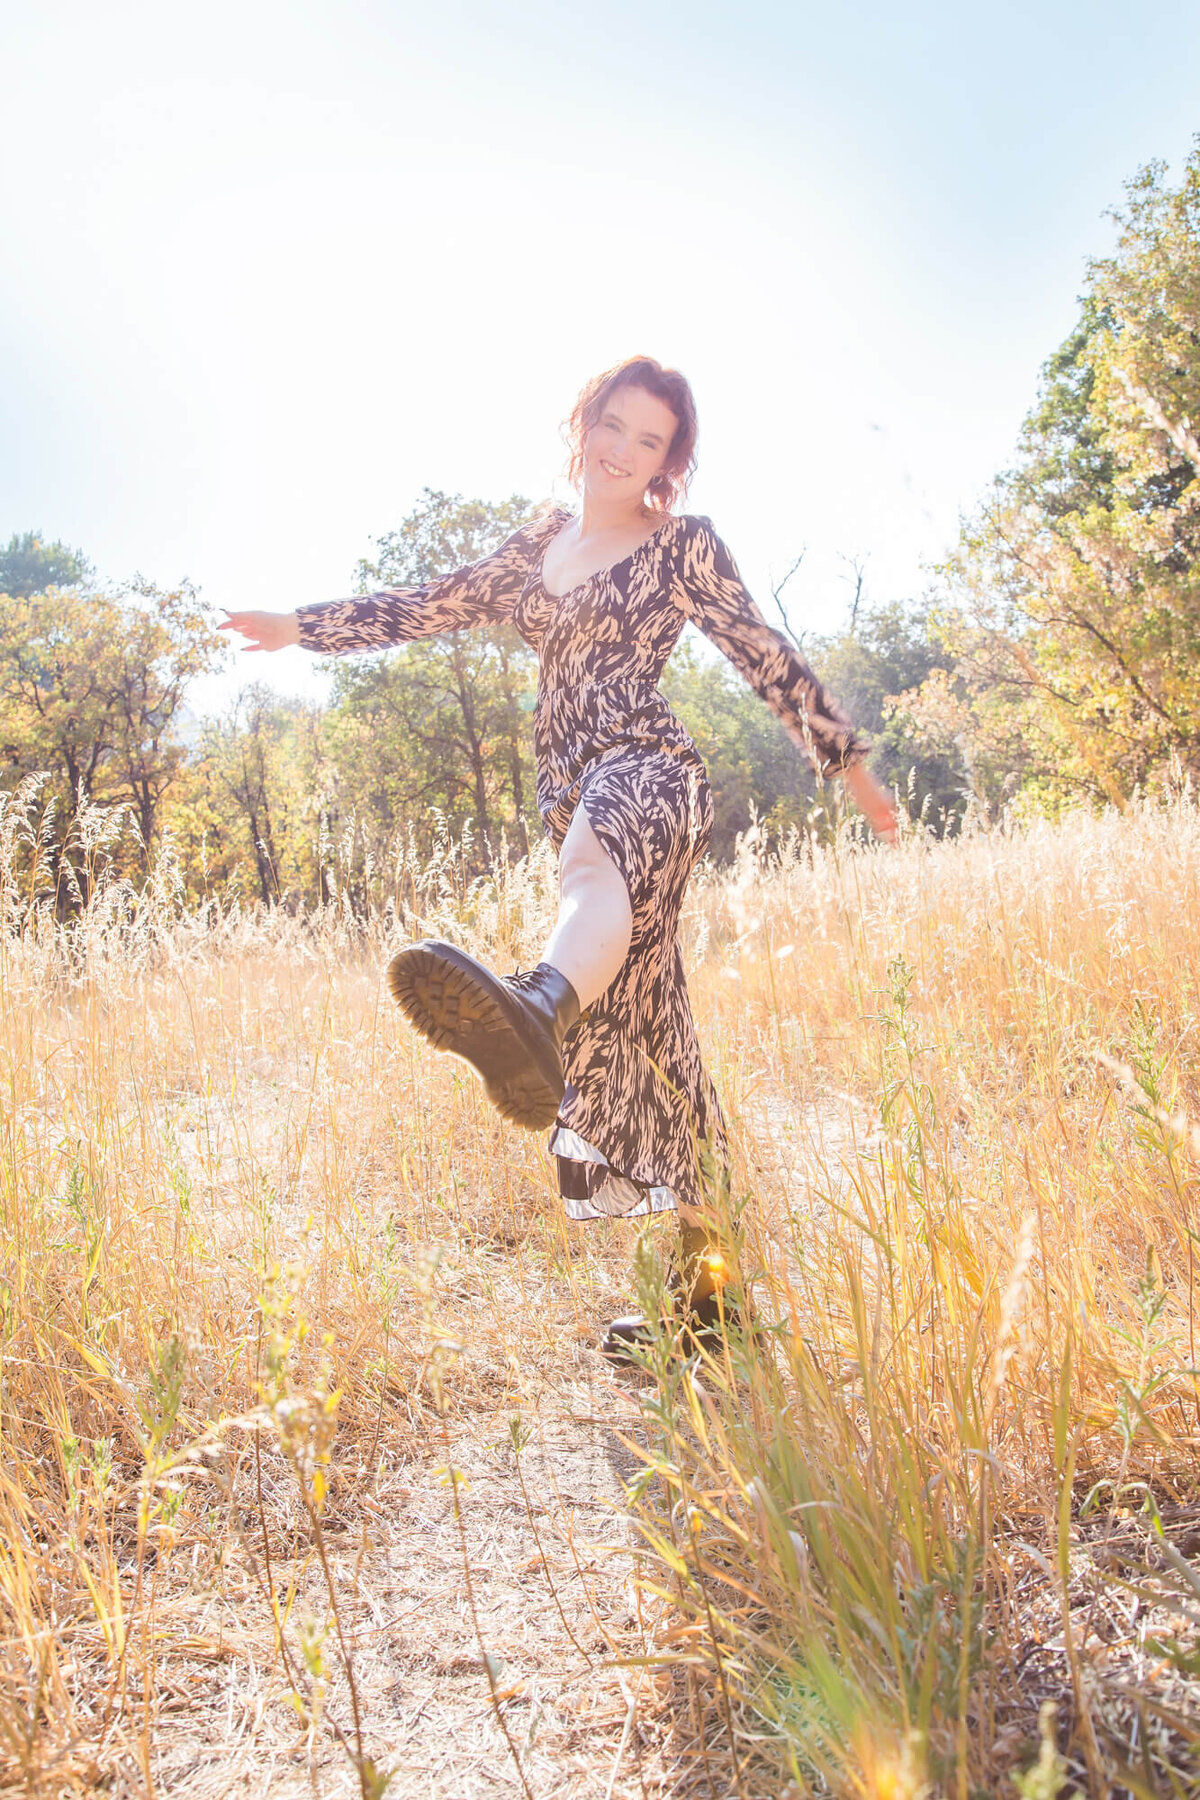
top-left (565, 355), bottom-right (698, 512)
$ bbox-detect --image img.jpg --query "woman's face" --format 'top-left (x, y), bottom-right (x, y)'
top-left (583, 384), bottom-right (678, 505)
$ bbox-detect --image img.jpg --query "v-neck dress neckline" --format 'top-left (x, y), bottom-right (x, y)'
top-left (534, 509), bottom-right (681, 603)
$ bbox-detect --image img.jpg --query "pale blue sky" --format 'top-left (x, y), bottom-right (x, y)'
top-left (3, 0), bottom-right (1198, 711)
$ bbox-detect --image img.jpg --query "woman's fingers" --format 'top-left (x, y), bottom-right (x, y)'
top-left (219, 614), bottom-right (265, 651)
top-left (218, 610), bottom-right (299, 652)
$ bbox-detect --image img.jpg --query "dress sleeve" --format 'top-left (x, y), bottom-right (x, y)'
top-left (295, 513), bottom-right (554, 655)
top-left (673, 515), bottom-right (867, 774)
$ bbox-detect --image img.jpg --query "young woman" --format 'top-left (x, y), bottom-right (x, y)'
top-left (221, 356), bottom-right (897, 1356)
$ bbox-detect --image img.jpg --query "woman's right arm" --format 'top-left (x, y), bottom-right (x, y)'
top-left (220, 513), bottom-right (556, 656)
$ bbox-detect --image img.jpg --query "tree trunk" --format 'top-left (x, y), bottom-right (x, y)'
top-left (451, 643), bottom-right (493, 844)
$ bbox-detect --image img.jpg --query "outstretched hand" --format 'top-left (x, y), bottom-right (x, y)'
top-left (218, 610), bottom-right (302, 653)
top-left (842, 761), bottom-right (900, 845)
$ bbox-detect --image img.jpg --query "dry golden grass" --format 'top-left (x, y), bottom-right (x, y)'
top-left (1, 777), bottom-right (1199, 1798)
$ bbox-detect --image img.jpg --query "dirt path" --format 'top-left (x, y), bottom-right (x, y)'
top-left (140, 1345), bottom-right (703, 1800)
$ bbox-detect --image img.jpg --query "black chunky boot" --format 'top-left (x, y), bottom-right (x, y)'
top-left (601, 1226), bottom-right (739, 1365)
top-left (386, 940), bottom-right (580, 1130)
top-left (601, 1289), bottom-right (737, 1365)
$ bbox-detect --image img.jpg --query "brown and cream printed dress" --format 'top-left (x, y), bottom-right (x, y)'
top-left (297, 508), bottom-right (866, 1221)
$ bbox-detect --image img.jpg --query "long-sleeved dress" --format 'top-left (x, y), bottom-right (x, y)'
top-left (297, 507), bottom-right (866, 1222)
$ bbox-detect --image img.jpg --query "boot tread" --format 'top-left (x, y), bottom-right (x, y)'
top-left (387, 942), bottom-right (565, 1131)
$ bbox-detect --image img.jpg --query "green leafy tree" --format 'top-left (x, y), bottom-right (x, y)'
top-left (663, 581), bottom-right (960, 852)
top-left (903, 142), bottom-right (1200, 811)
top-left (0, 579), bottom-right (226, 867)
top-left (107, 581), bottom-right (229, 852)
top-left (171, 688), bottom-right (326, 902)
top-left (814, 603), bottom-right (964, 827)
top-left (323, 489), bottom-right (541, 860)
top-left (1, 589), bottom-right (118, 804)
top-left (661, 637), bottom-right (813, 857)
top-left (0, 531), bottom-right (90, 598)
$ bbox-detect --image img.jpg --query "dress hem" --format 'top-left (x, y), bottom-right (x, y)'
top-left (550, 1124), bottom-right (680, 1222)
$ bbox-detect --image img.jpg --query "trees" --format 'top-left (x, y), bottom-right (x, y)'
top-left (662, 637), bottom-right (813, 857)
top-left (0, 531), bottom-right (90, 598)
top-left (169, 688), bottom-right (326, 902)
top-left (322, 489), bottom-right (541, 860)
top-left (163, 491), bottom-right (546, 907)
top-left (815, 604), bottom-right (964, 826)
top-left (0, 565), bottom-right (226, 866)
top-left (903, 142), bottom-right (1200, 811)
top-left (660, 601), bottom-right (963, 854)
top-left (104, 582), bottom-right (229, 853)
top-left (1, 589), bottom-right (117, 806)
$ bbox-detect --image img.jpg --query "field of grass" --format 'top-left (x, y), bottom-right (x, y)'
top-left (2, 776), bottom-right (1199, 1798)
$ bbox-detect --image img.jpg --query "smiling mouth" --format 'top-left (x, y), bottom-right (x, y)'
top-left (600, 460), bottom-right (630, 477)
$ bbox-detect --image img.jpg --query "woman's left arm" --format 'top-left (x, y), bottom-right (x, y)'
top-left (674, 515), bottom-right (897, 843)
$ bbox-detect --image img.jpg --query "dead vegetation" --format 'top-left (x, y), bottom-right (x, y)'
top-left (1, 776), bottom-right (1198, 1796)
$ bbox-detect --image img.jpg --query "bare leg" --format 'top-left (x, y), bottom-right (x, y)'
top-left (541, 806), bottom-right (710, 1224)
top-left (541, 804), bottom-right (633, 1012)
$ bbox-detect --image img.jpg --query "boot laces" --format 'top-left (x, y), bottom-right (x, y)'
top-left (506, 965), bottom-right (546, 996)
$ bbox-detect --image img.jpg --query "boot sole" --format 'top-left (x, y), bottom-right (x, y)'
top-left (386, 943), bottom-right (564, 1131)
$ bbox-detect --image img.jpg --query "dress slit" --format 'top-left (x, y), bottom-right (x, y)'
top-left (546, 747), bottom-right (724, 1219)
